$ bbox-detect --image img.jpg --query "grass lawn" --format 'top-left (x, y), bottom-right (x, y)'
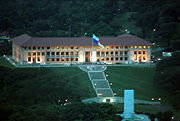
top-left (49, 67), bottom-right (96, 99)
top-left (105, 66), bottom-right (170, 105)
top-left (0, 57), bottom-right (14, 68)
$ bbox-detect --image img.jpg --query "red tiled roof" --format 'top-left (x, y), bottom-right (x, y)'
top-left (11, 34), bottom-right (152, 47)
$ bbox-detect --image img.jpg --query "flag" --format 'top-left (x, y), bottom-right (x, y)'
top-left (93, 34), bottom-right (104, 48)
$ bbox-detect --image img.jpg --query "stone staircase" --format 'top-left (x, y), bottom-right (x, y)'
top-left (79, 65), bottom-right (114, 97)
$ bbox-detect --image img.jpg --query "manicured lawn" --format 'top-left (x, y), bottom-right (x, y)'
top-left (0, 57), bottom-right (14, 68)
top-left (49, 67), bottom-right (96, 99)
top-left (105, 66), bottom-right (170, 104)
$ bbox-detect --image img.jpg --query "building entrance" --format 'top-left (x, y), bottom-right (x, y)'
top-left (85, 51), bottom-right (90, 62)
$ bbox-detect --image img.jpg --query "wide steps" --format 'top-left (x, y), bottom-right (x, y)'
top-left (96, 89), bottom-right (114, 97)
top-left (93, 81), bottom-right (110, 88)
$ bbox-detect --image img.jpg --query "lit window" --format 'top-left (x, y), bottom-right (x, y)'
top-left (51, 46), bottom-right (55, 49)
top-left (61, 47), bottom-right (64, 49)
top-left (143, 46), bottom-right (146, 48)
top-left (148, 46), bottom-right (150, 48)
top-left (131, 46), bottom-right (133, 48)
top-left (56, 46), bottom-right (60, 49)
top-left (75, 52), bottom-right (79, 56)
top-left (135, 46), bottom-right (137, 48)
top-left (139, 46), bottom-right (142, 48)
top-left (106, 46), bottom-right (110, 49)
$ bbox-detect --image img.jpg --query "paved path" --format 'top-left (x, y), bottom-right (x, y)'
top-left (79, 65), bottom-right (114, 97)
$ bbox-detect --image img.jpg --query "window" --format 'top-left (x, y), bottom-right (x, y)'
top-left (106, 52), bottom-right (109, 55)
top-left (38, 47), bottom-right (40, 49)
top-left (47, 52), bottom-right (50, 56)
top-left (56, 52), bottom-right (60, 56)
top-left (66, 52), bottom-right (69, 56)
top-left (47, 58), bottom-right (50, 61)
top-left (131, 46), bottom-right (133, 48)
top-left (134, 46), bottom-right (137, 48)
top-left (71, 58), bottom-right (74, 61)
top-left (24, 47), bottom-right (27, 49)
top-left (101, 52), bottom-right (105, 56)
top-left (111, 57), bottom-right (113, 61)
top-left (71, 47), bottom-right (74, 49)
top-left (33, 47), bottom-right (36, 50)
top-left (61, 52), bottom-right (64, 56)
top-left (120, 57), bottom-right (123, 60)
top-left (75, 52), bottom-right (79, 56)
top-left (42, 47), bottom-right (44, 49)
top-left (61, 47), bottom-right (64, 49)
top-left (42, 52), bottom-right (45, 56)
top-left (70, 52), bottom-right (74, 56)
top-left (33, 53), bottom-right (36, 55)
top-left (139, 46), bottom-right (142, 48)
top-left (101, 58), bottom-right (104, 61)
top-left (106, 58), bottom-right (109, 61)
top-left (111, 46), bottom-right (114, 49)
top-left (143, 46), bottom-right (146, 48)
top-left (115, 51), bottom-right (118, 55)
top-left (120, 51), bottom-right (123, 55)
top-left (75, 58), bottom-right (78, 61)
top-left (138, 51), bottom-right (141, 54)
top-left (97, 51), bottom-right (100, 56)
top-left (125, 46), bottom-right (128, 49)
top-left (52, 58), bottom-right (55, 61)
top-left (29, 47), bottom-right (31, 49)
top-left (51, 52), bottom-right (55, 56)
top-left (57, 58), bottom-right (60, 61)
top-left (143, 51), bottom-right (146, 54)
top-left (56, 46), bottom-right (60, 49)
top-left (28, 57), bottom-right (31, 61)
top-left (106, 46), bottom-right (110, 49)
top-left (124, 51), bottom-right (128, 55)
top-left (66, 58), bottom-right (69, 61)
top-left (120, 46), bottom-right (123, 49)
top-left (37, 57), bottom-right (40, 61)
top-left (134, 51), bottom-right (137, 54)
top-left (37, 52), bottom-right (40, 55)
top-left (47, 47), bottom-right (50, 49)
top-left (75, 46), bottom-right (79, 49)
top-left (125, 57), bottom-right (128, 60)
top-left (116, 46), bottom-right (119, 49)
top-left (62, 58), bottom-right (64, 61)
top-left (51, 46), bottom-right (55, 49)
top-left (143, 56), bottom-right (146, 60)
top-left (116, 57), bottom-right (118, 60)
top-left (111, 52), bottom-right (113, 55)
top-left (28, 52), bottom-right (31, 56)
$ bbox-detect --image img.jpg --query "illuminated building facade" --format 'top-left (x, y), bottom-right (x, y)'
top-left (11, 34), bottom-right (152, 65)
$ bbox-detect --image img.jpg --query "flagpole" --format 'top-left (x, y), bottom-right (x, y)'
top-left (92, 34), bottom-right (93, 66)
